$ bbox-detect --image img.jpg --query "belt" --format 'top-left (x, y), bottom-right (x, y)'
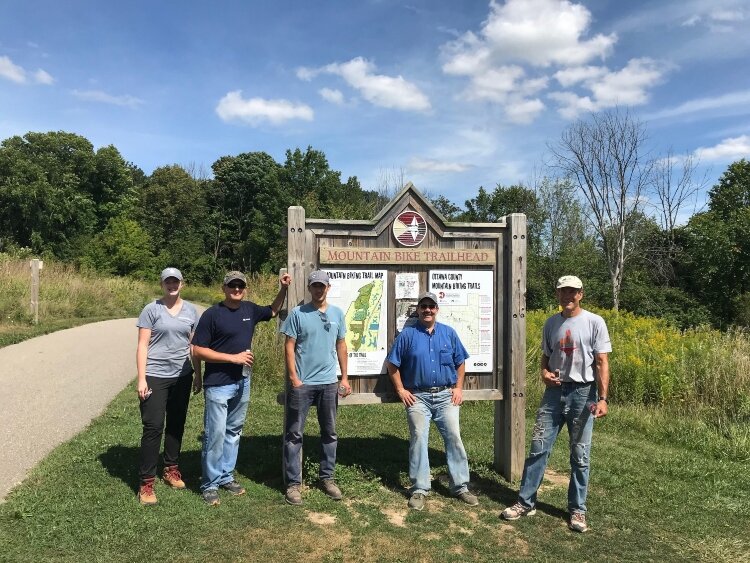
top-left (409, 385), bottom-right (454, 393)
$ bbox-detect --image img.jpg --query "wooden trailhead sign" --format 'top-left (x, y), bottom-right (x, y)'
top-left (285, 182), bottom-right (527, 480)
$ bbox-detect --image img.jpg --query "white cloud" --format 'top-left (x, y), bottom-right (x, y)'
top-left (437, 0), bottom-right (663, 123)
top-left (710, 9), bottom-right (744, 22)
top-left (442, 0), bottom-right (616, 71)
top-left (216, 90), bottom-right (313, 125)
top-left (677, 6), bottom-right (744, 32)
top-left (0, 55), bottom-right (54, 85)
top-left (33, 69), bottom-right (54, 85)
top-left (72, 89), bottom-right (144, 108)
top-left (694, 135), bottom-right (750, 161)
top-left (647, 90), bottom-right (750, 120)
top-left (548, 91), bottom-right (596, 119)
top-left (588, 58), bottom-right (664, 106)
top-left (466, 65), bottom-right (525, 102)
top-left (0, 55), bottom-right (26, 83)
top-left (319, 87), bottom-right (344, 105)
top-left (505, 98), bottom-right (545, 123)
top-left (296, 67), bottom-right (317, 81)
top-left (298, 57), bottom-right (431, 112)
top-left (408, 157), bottom-right (471, 173)
top-left (554, 65), bottom-right (606, 87)
top-left (681, 14), bottom-right (701, 26)
top-left (548, 58), bottom-right (666, 118)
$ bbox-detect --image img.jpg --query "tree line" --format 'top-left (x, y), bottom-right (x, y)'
top-left (1, 112), bottom-right (748, 328)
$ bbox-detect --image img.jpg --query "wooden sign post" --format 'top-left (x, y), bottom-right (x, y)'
top-left (30, 259), bottom-right (43, 324)
top-left (285, 183), bottom-right (526, 480)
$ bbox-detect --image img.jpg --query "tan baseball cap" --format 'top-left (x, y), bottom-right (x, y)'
top-left (556, 275), bottom-right (583, 289)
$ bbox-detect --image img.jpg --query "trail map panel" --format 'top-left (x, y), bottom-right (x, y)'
top-left (326, 269), bottom-right (388, 375)
top-left (429, 270), bottom-right (493, 372)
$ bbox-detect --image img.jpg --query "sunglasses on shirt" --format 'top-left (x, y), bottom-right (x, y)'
top-left (319, 311), bottom-right (331, 331)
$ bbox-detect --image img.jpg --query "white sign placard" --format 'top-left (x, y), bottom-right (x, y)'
top-left (429, 270), bottom-right (493, 372)
top-left (395, 272), bottom-right (419, 299)
top-left (325, 269), bottom-right (388, 375)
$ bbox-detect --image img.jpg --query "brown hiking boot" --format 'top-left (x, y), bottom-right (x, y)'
top-left (138, 478), bottom-right (157, 506)
top-left (320, 479), bottom-right (342, 500)
top-left (285, 484), bottom-right (302, 505)
top-left (162, 465), bottom-right (186, 489)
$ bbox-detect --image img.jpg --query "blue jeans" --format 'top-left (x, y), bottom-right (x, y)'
top-left (406, 389), bottom-right (470, 495)
top-left (283, 382), bottom-right (338, 485)
top-left (201, 377), bottom-right (251, 491)
top-left (517, 382), bottom-right (597, 514)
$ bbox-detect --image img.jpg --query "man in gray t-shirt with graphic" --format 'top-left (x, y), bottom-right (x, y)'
top-left (501, 275), bottom-right (611, 533)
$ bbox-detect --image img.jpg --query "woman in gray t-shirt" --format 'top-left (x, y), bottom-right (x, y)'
top-left (135, 267), bottom-right (201, 506)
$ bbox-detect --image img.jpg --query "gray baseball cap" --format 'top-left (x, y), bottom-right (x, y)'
top-left (223, 271), bottom-right (247, 285)
top-left (160, 267), bottom-right (183, 282)
top-left (417, 291), bottom-right (439, 305)
top-left (308, 270), bottom-right (331, 286)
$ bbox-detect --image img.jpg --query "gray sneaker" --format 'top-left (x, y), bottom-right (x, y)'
top-left (202, 489), bottom-right (220, 506)
top-left (285, 484), bottom-right (302, 506)
top-left (456, 490), bottom-right (479, 506)
top-left (220, 480), bottom-right (246, 496)
top-left (408, 492), bottom-right (426, 511)
top-left (569, 511), bottom-right (588, 533)
top-left (500, 501), bottom-right (536, 520)
top-left (320, 479), bottom-right (342, 500)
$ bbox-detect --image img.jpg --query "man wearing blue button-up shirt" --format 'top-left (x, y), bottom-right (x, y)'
top-left (386, 291), bottom-right (478, 511)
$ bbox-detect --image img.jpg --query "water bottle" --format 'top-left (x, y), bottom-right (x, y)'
top-left (242, 349), bottom-right (252, 378)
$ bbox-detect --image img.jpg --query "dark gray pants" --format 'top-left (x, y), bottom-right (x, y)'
top-left (283, 382), bottom-right (338, 485)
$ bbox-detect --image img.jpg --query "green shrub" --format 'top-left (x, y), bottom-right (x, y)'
top-left (526, 307), bottom-right (750, 426)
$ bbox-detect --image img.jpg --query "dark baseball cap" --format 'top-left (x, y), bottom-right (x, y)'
top-left (223, 271), bottom-right (247, 285)
top-left (308, 270), bottom-right (330, 286)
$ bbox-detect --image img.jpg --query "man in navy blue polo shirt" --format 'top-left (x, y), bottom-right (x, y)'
top-left (192, 270), bottom-right (291, 506)
top-left (386, 291), bottom-right (478, 511)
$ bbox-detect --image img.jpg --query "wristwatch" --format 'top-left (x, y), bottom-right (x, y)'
top-left (599, 396), bottom-right (609, 403)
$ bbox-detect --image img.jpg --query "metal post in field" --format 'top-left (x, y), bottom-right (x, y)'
top-left (30, 259), bottom-right (44, 324)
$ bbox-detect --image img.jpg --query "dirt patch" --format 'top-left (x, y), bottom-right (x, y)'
top-left (381, 507), bottom-right (407, 528)
top-left (494, 523), bottom-right (530, 555)
top-left (449, 522), bottom-right (474, 535)
top-left (236, 523), bottom-right (353, 560)
top-left (307, 511), bottom-right (337, 526)
top-left (538, 468), bottom-right (569, 491)
top-left (463, 510), bottom-right (480, 523)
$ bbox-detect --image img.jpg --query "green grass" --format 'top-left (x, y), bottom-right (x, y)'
top-left (1, 368), bottom-right (748, 562)
top-left (2, 262), bottom-right (749, 560)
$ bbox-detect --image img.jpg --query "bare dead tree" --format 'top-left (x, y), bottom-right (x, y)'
top-left (549, 107), bottom-right (653, 310)
top-left (651, 149), bottom-right (708, 249)
top-left (374, 166), bottom-right (407, 201)
top-left (644, 149), bottom-right (708, 283)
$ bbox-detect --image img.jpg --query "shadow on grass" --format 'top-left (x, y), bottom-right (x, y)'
top-left (99, 432), bottom-right (527, 504)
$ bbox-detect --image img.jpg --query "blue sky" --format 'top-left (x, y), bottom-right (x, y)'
top-left (1, 0), bottom-right (749, 209)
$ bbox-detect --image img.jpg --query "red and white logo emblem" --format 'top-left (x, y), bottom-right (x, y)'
top-left (393, 210), bottom-right (427, 247)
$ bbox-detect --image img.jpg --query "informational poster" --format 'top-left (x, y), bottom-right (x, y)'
top-left (395, 272), bottom-right (419, 299)
top-left (325, 269), bottom-right (388, 375)
top-left (429, 270), bottom-right (493, 372)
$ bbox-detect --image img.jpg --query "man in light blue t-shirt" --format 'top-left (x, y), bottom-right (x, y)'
top-left (281, 270), bottom-right (350, 506)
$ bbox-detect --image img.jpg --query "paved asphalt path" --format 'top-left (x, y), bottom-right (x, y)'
top-left (0, 318), bottom-right (139, 501)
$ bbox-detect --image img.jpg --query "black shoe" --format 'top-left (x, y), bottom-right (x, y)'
top-left (220, 481), bottom-right (246, 496)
